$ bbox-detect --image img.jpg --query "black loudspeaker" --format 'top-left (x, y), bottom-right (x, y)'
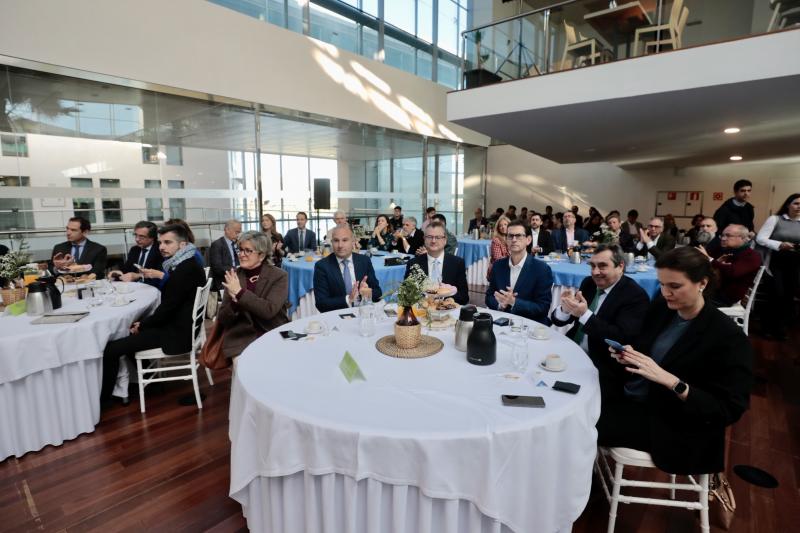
top-left (313, 178), bottom-right (331, 210)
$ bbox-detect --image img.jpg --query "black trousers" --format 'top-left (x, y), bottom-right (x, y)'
top-left (597, 396), bottom-right (651, 454)
top-left (763, 251), bottom-right (800, 334)
top-left (101, 329), bottom-right (161, 399)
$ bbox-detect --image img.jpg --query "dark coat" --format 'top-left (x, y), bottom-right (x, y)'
top-left (217, 263), bottom-right (289, 358)
top-left (51, 239), bottom-right (107, 277)
top-left (209, 236), bottom-right (238, 291)
top-left (391, 228), bottom-right (424, 255)
top-left (610, 298), bottom-right (752, 474)
top-left (468, 217), bottom-right (489, 232)
top-left (714, 198), bottom-right (755, 233)
top-left (486, 255), bottom-right (553, 324)
top-left (122, 244), bottom-right (164, 288)
top-left (313, 253), bottom-right (382, 312)
top-left (551, 228), bottom-right (590, 253)
top-left (139, 258), bottom-right (206, 354)
top-left (405, 254), bottom-right (469, 305)
top-left (636, 232), bottom-right (676, 259)
top-left (527, 228), bottom-right (553, 255)
top-left (284, 227), bottom-right (317, 253)
top-left (712, 247), bottom-right (762, 305)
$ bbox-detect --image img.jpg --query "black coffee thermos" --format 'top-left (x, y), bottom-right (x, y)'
top-left (466, 312), bottom-right (496, 365)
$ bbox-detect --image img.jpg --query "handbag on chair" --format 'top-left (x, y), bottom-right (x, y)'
top-left (200, 321), bottom-right (230, 370)
top-left (708, 472), bottom-right (736, 530)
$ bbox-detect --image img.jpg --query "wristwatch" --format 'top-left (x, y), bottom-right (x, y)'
top-left (672, 380), bottom-right (688, 395)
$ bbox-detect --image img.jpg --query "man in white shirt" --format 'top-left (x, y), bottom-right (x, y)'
top-left (636, 217), bottom-right (676, 260)
top-left (528, 213), bottom-right (553, 255)
top-left (403, 221), bottom-right (469, 304)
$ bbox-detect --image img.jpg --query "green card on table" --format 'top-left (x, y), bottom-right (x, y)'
top-left (339, 351), bottom-right (366, 383)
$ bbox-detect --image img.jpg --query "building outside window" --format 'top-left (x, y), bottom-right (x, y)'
top-left (144, 179), bottom-right (164, 221)
top-left (168, 179), bottom-right (186, 219)
top-left (1, 134), bottom-right (28, 157)
top-left (0, 176), bottom-right (33, 230)
top-left (99, 178), bottom-right (122, 223)
top-left (70, 177), bottom-right (96, 223)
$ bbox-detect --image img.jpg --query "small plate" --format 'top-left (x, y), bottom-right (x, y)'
top-left (57, 264), bottom-right (92, 274)
top-left (111, 298), bottom-right (134, 307)
top-left (539, 360), bottom-right (566, 372)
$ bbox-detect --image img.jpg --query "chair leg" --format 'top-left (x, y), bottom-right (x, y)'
top-left (699, 474), bottom-right (710, 533)
top-left (670, 474), bottom-right (676, 499)
top-left (191, 367), bottom-right (203, 410)
top-left (136, 358), bottom-right (146, 414)
top-left (607, 461), bottom-right (624, 533)
top-left (205, 367), bottom-right (214, 386)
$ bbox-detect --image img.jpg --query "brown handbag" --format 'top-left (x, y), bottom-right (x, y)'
top-left (200, 321), bottom-right (230, 370)
top-left (708, 472), bottom-right (736, 530)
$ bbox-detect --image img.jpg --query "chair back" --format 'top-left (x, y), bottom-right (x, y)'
top-left (191, 278), bottom-right (213, 352)
top-left (677, 6), bottom-right (689, 35)
top-left (741, 265), bottom-right (766, 334)
top-left (563, 20), bottom-right (578, 45)
top-left (669, 0), bottom-right (684, 26)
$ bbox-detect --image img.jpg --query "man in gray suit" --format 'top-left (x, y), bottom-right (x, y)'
top-left (636, 217), bottom-right (676, 260)
top-left (208, 219), bottom-right (242, 291)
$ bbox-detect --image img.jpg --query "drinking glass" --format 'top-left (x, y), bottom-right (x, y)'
top-left (511, 338), bottom-right (529, 374)
top-left (358, 301), bottom-right (376, 337)
top-left (509, 318), bottom-right (522, 336)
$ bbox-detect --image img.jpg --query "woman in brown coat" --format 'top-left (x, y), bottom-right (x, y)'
top-left (217, 230), bottom-right (289, 359)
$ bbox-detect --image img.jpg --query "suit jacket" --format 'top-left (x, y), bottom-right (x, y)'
top-left (612, 298), bottom-right (752, 474)
top-left (392, 228), bottom-right (424, 255)
top-left (527, 228), bottom-right (553, 255)
top-left (621, 221), bottom-right (643, 237)
top-left (486, 255), bottom-right (553, 324)
top-left (550, 275), bottom-right (650, 390)
top-left (122, 244), bottom-right (164, 288)
top-left (551, 228), bottom-right (590, 253)
top-left (468, 217), bottom-right (488, 232)
top-left (313, 253), bottom-right (383, 312)
top-left (217, 263), bottom-right (289, 358)
top-left (139, 258), bottom-right (206, 355)
top-left (405, 254), bottom-right (469, 305)
top-left (636, 233), bottom-right (676, 259)
top-left (209, 236), bottom-right (238, 291)
top-left (51, 239), bottom-right (107, 277)
top-left (284, 227), bottom-right (317, 254)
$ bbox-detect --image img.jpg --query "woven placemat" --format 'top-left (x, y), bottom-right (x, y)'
top-left (375, 334), bottom-right (444, 359)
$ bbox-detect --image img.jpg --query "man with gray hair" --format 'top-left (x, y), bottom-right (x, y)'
top-left (391, 216), bottom-right (424, 254)
top-left (636, 216), bottom-right (675, 260)
top-left (324, 210), bottom-right (348, 243)
top-left (209, 219), bottom-right (242, 291)
top-left (709, 224), bottom-right (761, 307)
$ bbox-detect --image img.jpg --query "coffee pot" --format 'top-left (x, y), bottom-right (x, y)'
top-left (466, 312), bottom-right (496, 365)
top-left (454, 304), bottom-right (477, 352)
top-left (37, 276), bottom-right (64, 310)
top-left (25, 281), bottom-right (53, 316)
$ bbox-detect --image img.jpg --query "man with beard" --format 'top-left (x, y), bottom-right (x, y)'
top-left (695, 217), bottom-right (723, 259)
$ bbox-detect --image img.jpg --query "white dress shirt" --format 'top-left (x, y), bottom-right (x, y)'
top-left (338, 255), bottom-right (357, 306)
top-left (508, 252), bottom-right (527, 292)
top-left (554, 279), bottom-right (620, 353)
top-left (565, 229), bottom-right (576, 248)
top-left (635, 234), bottom-right (660, 259)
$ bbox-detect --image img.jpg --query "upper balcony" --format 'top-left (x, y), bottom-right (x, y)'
top-left (448, 0), bottom-right (800, 168)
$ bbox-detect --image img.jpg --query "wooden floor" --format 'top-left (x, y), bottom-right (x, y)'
top-left (1, 296), bottom-right (798, 532)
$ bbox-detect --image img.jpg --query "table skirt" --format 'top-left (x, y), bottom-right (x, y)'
top-left (466, 257), bottom-right (490, 286)
top-left (233, 470), bottom-right (514, 533)
top-left (0, 358), bottom-right (101, 461)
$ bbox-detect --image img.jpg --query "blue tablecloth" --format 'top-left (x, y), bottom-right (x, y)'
top-left (456, 238), bottom-right (491, 269)
top-left (282, 253), bottom-right (409, 316)
top-left (539, 258), bottom-right (661, 298)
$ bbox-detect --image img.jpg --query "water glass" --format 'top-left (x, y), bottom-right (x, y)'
top-left (509, 318), bottom-right (523, 336)
top-left (358, 302), bottom-right (376, 337)
top-left (511, 339), bottom-right (529, 374)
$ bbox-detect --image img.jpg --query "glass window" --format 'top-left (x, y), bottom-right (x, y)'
top-left (142, 146), bottom-right (159, 164)
top-left (384, 0), bottom-right (416, 34)
top-left (281, 155), bottom-right (310, 217)
top-left (310, 4), bottom-right (359, 54)
top-left (287, 0), bottom-right (304, 33)
top-left (416, 49), bottom-right (433, 80)
top-left (168, 179), bottom-right (186, 220)
top-left (71, 177), bottom-right (96, 223)
top-left (1, 134), bottom-right (28, 157)
top-left (99, 178), bottom-right (122, 223)
top-left (361, 25), bottom-right (379, 60)
top-left (144, 179), bottom-right (163, 221)
top-left (0, 176), bottom-right (33, 231)
top-left (385, 35), bottom-right (416, 74)
top-left (165, 145), bottom-right (183, 166)
top-left (267, 0), bottom-right (285, 26)
top-left (438, 0), bottom-right (459, 54)
top-left (417, 0), bottom-right (434, 43)
top-left (361, 0), bottom-right (378, 17)
top-left (437, 57), bottom-right (459, 88)
top-left (261, 153), bottom-right (282, 216)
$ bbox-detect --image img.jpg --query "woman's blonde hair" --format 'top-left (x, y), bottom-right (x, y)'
top-left (493, 215), bottom-right (511, 239)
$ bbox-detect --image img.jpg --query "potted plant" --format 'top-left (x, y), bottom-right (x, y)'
top-left (0, 239), bottom-right (31, 305)
top-left (387, 264), bottom-right (428, 349)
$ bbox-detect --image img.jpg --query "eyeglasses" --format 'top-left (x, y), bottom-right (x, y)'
top-left (424, 235), bottom-right (446, 241)
top-left (506, 233), bottom-right (527, 240)
top-left (134, 233), bottom-right (150, 239)
top-left (720, 233), bottom-right (740, 239)
top-left (647, 224), bottom-right (662, 229)
top-left (237, 247), bottom-right (257, 255)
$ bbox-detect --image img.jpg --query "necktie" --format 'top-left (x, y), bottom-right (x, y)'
top-left (231, 241), bottom-right (240, 267)
top-left (138, 247), bottom-right (147, 266)
top-left (72, 244), bottom-right (82, 261)
top-left (342, 259), bottom-right (352, 295)
top-left (299, 230), bottom-right (305, 250)
top-left (572, 289), bottom-right (604, 346)
top-left (431, 259), bottom-right (441, 285)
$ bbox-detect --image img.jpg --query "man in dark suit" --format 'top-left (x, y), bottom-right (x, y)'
top-left (404, 221), bottom-right (469, 305)
top-left (621, 209), bottom-right (643, 239)
top-left (208, 219), bottom-right (242, 291)
top-left (709, 224), bottom-right (762, 307)
top-left (696, 217), bottom-right (723, 259)
top-left (391, 216), bottom-right (424, 255)
top-left (468, 207), bottom-right (488, 233)
top-left (527, 213), bottom-right (553, 255)
top-left (571, 205), bottom-right (584, 228)
top-left (107, 221), bottom-right (163, 287)
top-left (636, 217), bottom-right (676, 260)
top-left (550, 244), bottom-right (650, 393)
top-left (284, 212), bottom-right (317, 253)
top-left (487, 219), bottom-right (553, 323)
top-left (100, 224), bottom-right (206, 403)
top-left (51, 216), bottom-right (107, 277)
top-left (314, 226), bottom-right (382, 312)
top-left (551, 212), bottom-right (590, 253)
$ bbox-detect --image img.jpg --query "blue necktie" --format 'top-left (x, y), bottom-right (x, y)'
top-left (231, 241), bottom-right (239, 266)
top-left (72, 244), bottom-right (82, 261)
top-left (431, 258), bottom-right (441, 284)
top-left (342, 259), bottom-right (352, 295)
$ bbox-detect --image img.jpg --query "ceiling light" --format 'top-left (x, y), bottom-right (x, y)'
top-left (724, 127), bottom-right (740, 134)
top-left (729, 155), bottom-right (743, 161)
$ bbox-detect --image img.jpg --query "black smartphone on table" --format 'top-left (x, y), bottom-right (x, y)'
top-left (493, 317), bottom-right (510, 327)
top-left (552, 381), bottom-right (581, 394)
top-left (501, 395), bottom-right (545, 408)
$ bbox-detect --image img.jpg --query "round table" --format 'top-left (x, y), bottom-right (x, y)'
top-left (282, 252), bottom-right (409, 319)
top-left (0, 282), bottom-right (160, 460)
top-left (229, 308), bottom-right (601, 533)
top-left (456, 237), bottom-right (492, 286)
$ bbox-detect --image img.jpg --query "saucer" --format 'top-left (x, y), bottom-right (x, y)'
top-left (539, 360), bottom-right (566, 372)
top-left (530, 333), bottom-right (550, 341)
top-left (111, 298), bottom-right (134, 307)
top-left (305, 326), bottom-right (324, 334)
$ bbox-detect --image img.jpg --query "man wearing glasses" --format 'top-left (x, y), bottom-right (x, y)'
top-left (709, 224), bottom-right (761, 307)
top-left (108, 221), bottom-right (163, 287)
top-left (486, 220), bottom-right (553, 323)
top-left (391, 216), bottom-right (425, 255)
top-left (404, 222), bottom-right (469, 305)
top-left (636, 217), bottom-right (675, 260)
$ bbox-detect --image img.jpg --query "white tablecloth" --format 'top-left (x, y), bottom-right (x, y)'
top-left (230, 309), bottom-right (601, 533)
top-left (0, 282), bottom-right (160, 459)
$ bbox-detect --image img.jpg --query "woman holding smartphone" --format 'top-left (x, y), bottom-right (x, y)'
top-left (598, 246), bottom-right (752, 474)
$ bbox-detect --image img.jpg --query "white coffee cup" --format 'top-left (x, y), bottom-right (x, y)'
top-left (114, 295), bottom-right (127, 306)
top-left (544, 354), bottom-right (563, 369)
top-left (531, 326), bottom-right (550, 340)
top-left (307, 320), bottom-right (323, 334)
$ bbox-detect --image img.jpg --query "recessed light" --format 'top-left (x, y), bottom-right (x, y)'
top-left (724, 127), bottom-right (740, 134)
top-left (730, 155), bottom-right (743, 161)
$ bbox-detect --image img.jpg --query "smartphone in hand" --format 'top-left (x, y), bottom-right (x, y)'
top-left (604, 338), bottom-right (626, 353)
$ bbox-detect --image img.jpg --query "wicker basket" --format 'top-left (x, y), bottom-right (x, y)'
top-left (394, 323), bottom-right (422, 349)
top-left (0, 287), bottom-right (26, 305)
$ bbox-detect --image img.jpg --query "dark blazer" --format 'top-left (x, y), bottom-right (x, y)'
top-left (468, 217), bottom-right (489, 232)
top-left (636, 233), bottom-right (676, 259)
top-left (51, 239), bottom-right (107, 277)
top-left (611, 298), bottom-right (752, 474)
top-left (313, 253), bottom-right (382, 312)
top-left (712, 247), bottom-right (761, 306)
top-left (0, 244), bottom-right (8, 256)
top-left (392, 228), bottom-right (424, 255)
top-left (550, 275), bottom-right (650, 389)
top-left (486, 255), bottom-right (553, 324)
top-left (527, 228), bottom-right (553, 255)
top-left (714, 198), bottom-right (755, 233)
top-left (139, 258), bottom-right (206, 355)
top-left (284, 227), bottom-right (317, 253)
top-left (404, 254), bottom-right (469, 305)
top-left (389, 215), bottom-right (404, 231)
top-left (209, 236), bottom-right (238, 291)
top-left (551, 228), bottom-right (590, 253)
top-left (217, 263), bottom-right (289, 358)
top-left (122, 244), bottom-right (163, 287)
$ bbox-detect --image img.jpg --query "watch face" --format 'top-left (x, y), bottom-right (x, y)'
top-left (674, 381), bottom-right (688, 394)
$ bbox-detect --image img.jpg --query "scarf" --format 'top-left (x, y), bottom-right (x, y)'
top-left (162, 243), bottom-right (197, 272)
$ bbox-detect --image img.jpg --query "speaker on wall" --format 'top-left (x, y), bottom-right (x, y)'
top-left (313, 178), bottom-right (331, 210)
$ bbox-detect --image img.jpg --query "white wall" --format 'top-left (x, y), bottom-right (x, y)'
top-left (0, 0), bottom-right (488, 148)
top-left (486, 144), bottom-right (800, 229)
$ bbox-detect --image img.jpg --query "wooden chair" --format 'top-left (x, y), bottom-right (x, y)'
top-left (768, 0), bottom-right (800, 31)
top-left (595, 447), bottom-right (710, 533)
top-left (718, 265), bottom-right (766, 336)
top-left (634, 0), bottom-right (687, 55)
top-left (134, 278), bottom-right (214, 413)
top-left (558, 20), bottom-right (609, 70)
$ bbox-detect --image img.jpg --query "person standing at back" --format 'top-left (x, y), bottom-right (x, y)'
top-left (714, 179), bottom-right (754, 234)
